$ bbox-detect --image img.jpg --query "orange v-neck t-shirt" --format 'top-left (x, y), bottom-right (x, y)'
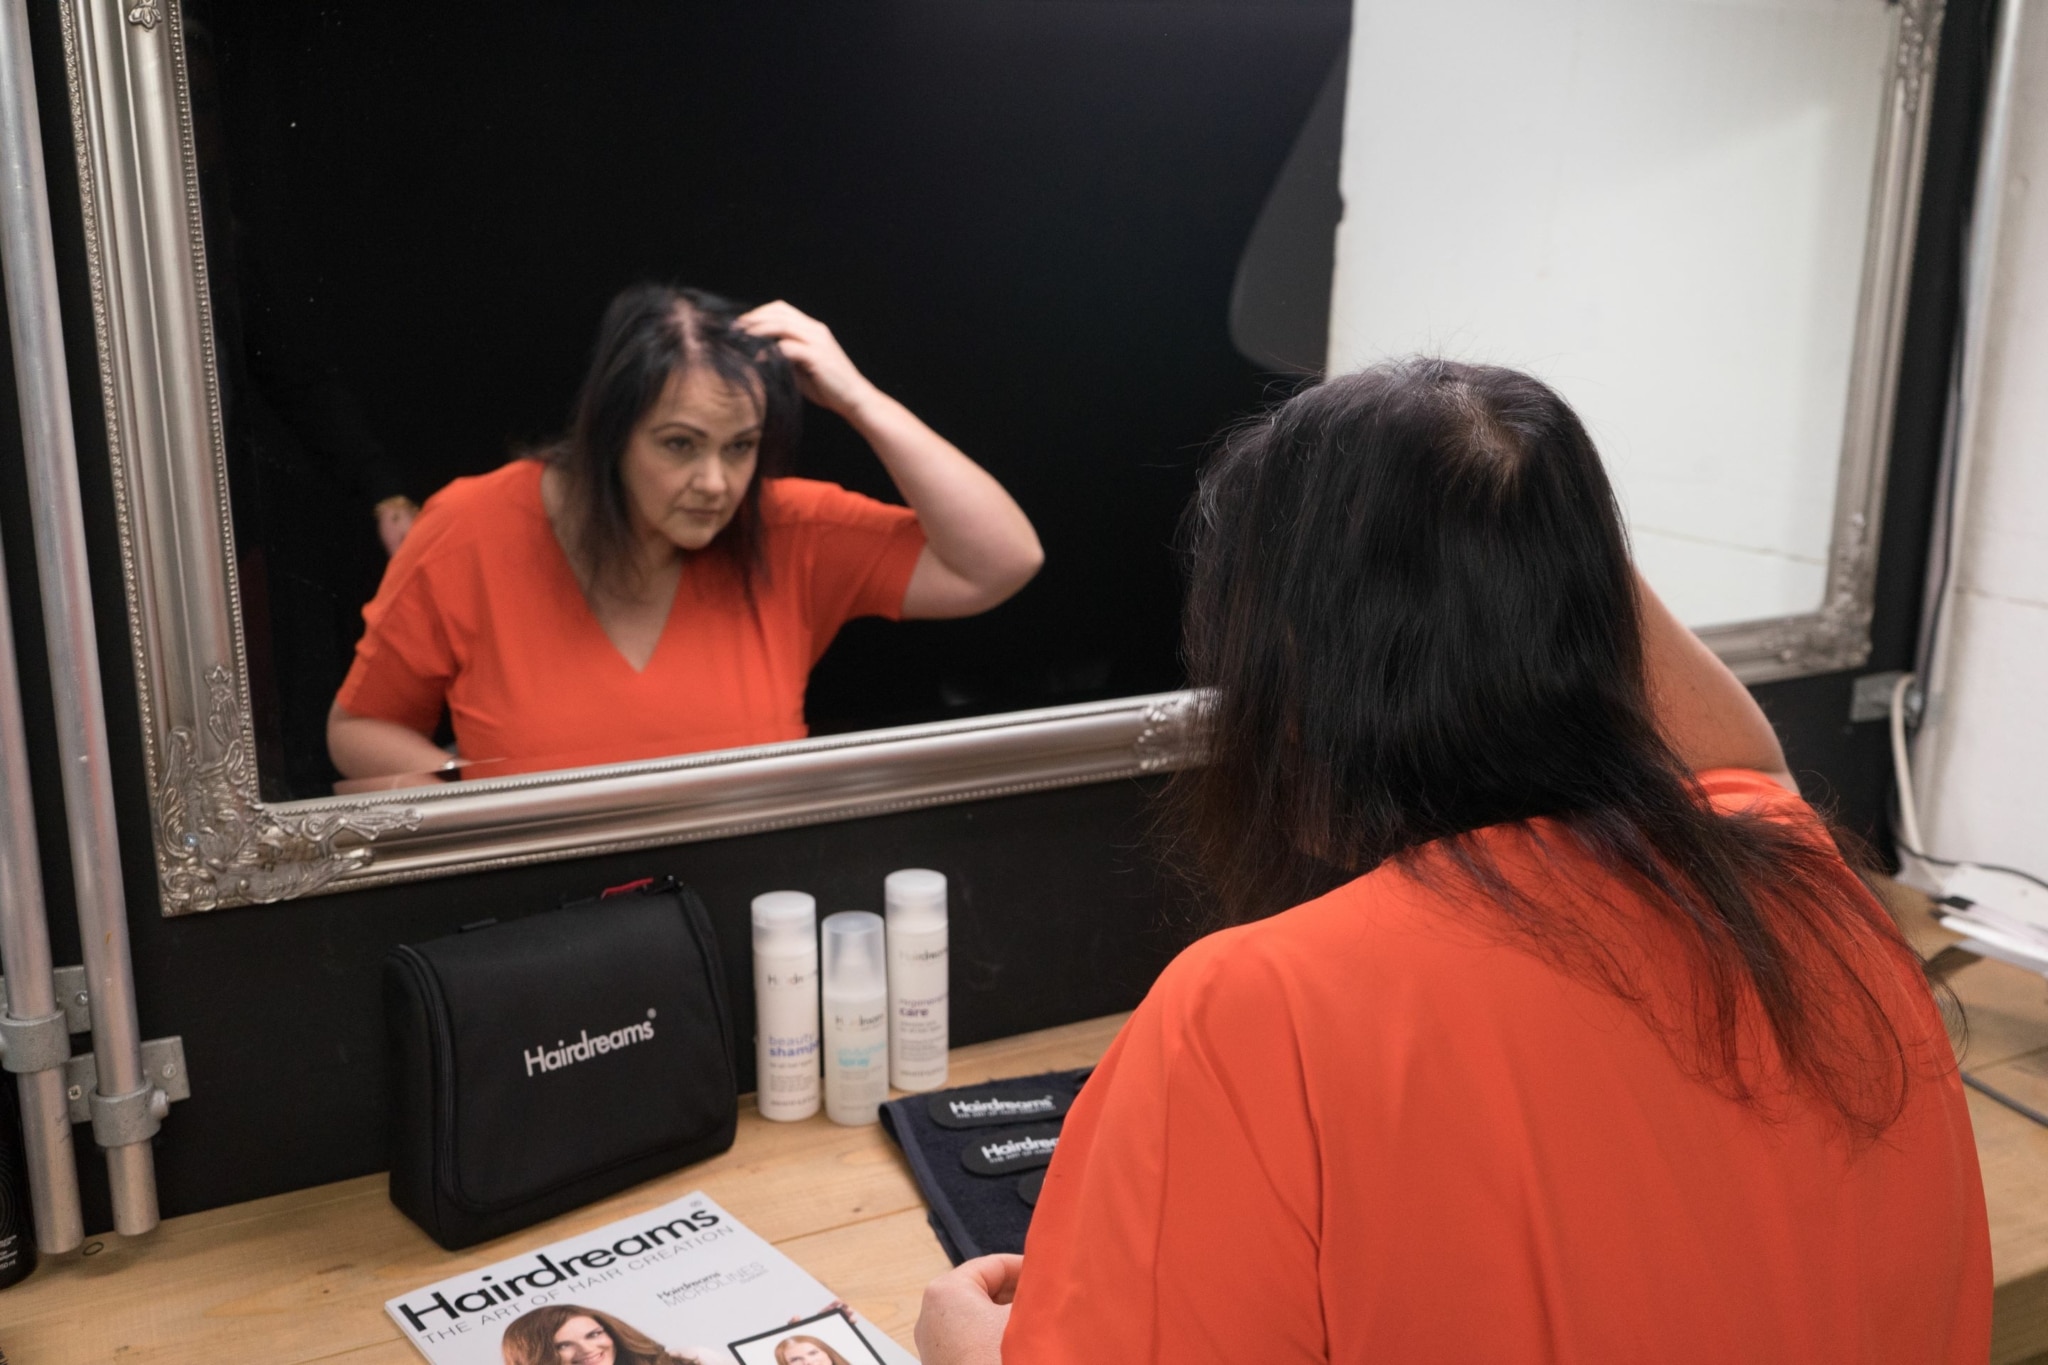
top-left (336, 460), bottom-right (925, 774)
top-left (1005, 769), bottom-right (1990, 1363)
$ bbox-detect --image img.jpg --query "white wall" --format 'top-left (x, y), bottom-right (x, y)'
top-left (1328, 0), bottom-right (1896, 629)
top-left (1917, 8), bottom-right (2048, 879)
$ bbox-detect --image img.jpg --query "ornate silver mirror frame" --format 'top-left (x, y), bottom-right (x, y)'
top-left (1685, 0), bottom-right (1947, 683)
top-left (58, 0), bottom-right (1939, 914)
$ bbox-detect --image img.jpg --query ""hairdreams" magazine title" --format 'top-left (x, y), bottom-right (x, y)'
top-left (385, 1193), bottom-right (915, 1365)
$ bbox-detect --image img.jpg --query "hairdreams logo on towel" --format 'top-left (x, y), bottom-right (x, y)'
top-left (524, 1009), bottom-right (657, 1077)
top-left (946, 1094), bottom-right (1056, 1122)
top-left (979, 1135), bottom-right (1056, 1164)
top-left (959, 1123), bottom-right (1063, 1176)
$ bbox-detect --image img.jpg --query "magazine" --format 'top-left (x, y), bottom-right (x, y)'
top-left (386, 1192), bottom-right (919, 1365)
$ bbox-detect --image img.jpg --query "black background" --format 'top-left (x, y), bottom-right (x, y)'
top-left (185, 0), bottom-right (1352, 797)
top-left (0, 0), bottom-right (1995, 1234)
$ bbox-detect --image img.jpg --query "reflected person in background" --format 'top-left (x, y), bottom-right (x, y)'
top-left (327, 284), bottom-right (1042, 784)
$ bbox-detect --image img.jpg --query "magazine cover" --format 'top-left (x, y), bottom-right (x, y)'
top-left (386, 1192), bottom-right (918, 1365)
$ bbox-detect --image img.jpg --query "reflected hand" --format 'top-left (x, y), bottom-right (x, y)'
top-left (735, 301), bottom-right (877, 417)
top-left (375, 496), bottom-right (418, 557)
top-left (914, 1254), bottom-right (1022, 1365)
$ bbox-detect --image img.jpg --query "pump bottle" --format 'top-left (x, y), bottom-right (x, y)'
top-left (822, 911), bottom-right (890, 1125)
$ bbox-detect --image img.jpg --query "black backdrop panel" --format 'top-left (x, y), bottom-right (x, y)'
top-left (184, 0), bottom-right (1352, 797)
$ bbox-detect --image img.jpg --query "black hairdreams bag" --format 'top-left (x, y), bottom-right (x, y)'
top-left (383, 877), bottom-right (737, 1249)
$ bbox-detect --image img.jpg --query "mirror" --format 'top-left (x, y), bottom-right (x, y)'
top-left (180, 1), bottom-right (1351, 800)
top-left (56, 0), bottom-right (1939, 912)
top-left (1326, 0), bottom-right (1942, 672)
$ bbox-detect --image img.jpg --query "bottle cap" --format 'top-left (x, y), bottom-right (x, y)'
top-left (884, 868), bottom-right (948, 927)
top-left (752, 891), bottom-right (816, 954)
top-left (822, 910), bottom-right (887, 998)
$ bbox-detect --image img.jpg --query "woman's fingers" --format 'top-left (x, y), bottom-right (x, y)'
top-left (735, 302), bottom-right (874, 416)
top-left (914, 1257), bottom-right (1022, 1365)
top-left (735, 299), bottom-right (823, 343)
top-left (962, 1253), bottom-right (1025, 1305)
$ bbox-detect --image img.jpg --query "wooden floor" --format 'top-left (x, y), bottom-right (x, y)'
top-left (0, 1016), bottom-right (1124, 1364)
top-left (9, 892), bottom-right (2048, 1363)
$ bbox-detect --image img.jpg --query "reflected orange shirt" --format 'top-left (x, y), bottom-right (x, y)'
top-left (336, 460), bottom-right (925, 773)
top-left (1006, 770), bottom-right (1989, 1364)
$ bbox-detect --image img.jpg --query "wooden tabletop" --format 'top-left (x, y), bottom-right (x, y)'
top-left (1953, 951), bottom-right (2048, 1365)
top-left (8, 906), bottom-right (2048, 1365)
top-left (0, 1016), bottom-right (1124, 1364)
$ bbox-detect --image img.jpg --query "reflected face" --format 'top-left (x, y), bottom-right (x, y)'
top-left (620, 365), bottom-right (762, 553)
top-left (778, 1341), bottom-right (833, 1365)
top-left (551, 1315), bottom-right (616, 1365)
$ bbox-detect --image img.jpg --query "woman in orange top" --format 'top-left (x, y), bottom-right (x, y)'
top-left (327, 285), bottom-right (1042, 782)
top-left (916, 361), bottom-right (1989, 1362)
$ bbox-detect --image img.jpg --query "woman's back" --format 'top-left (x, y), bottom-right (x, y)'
top-left (911, 360), bottom-right (1989, 1364)
top-left (1003, 768), bottom-right (1989, 1363)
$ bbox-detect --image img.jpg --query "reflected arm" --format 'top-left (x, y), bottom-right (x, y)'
top-left (735, 301), bottom-right (1043, 619)
top-left (841, 387), bottom-right (1044, 619)
top-left (1638, 573), bottom-right (1796, 793)
top-left (326, 702), bottom-right (451, 784)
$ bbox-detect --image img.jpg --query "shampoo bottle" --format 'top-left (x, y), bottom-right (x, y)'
top-left (884, 868), bottom-right (949, 1092)
top-left (821, 911), bottom-right (889, 1125)
top-left (751, 891), bottom-right (821, 1122)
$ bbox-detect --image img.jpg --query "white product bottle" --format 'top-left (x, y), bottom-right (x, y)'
top-left (751, 891), bottom-right (821, 1122)
top-left (821, 911), bottom-right (890, 1125)
top-left (885, 868), bottom-right (950, 1092)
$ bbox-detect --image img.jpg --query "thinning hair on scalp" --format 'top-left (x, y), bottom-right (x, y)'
top-left (546, 282), bottom-right (801, 598)
top-left (500, 1303), bottom-right (695, 1365)
top-left (1167, 357), bottom-right (1927, 1137)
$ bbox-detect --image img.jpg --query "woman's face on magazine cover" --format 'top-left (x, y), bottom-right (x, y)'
top-left (778, 1340), bottom-right (833, 1365)
top-left (551, 1315), bottom-right (617, 1365)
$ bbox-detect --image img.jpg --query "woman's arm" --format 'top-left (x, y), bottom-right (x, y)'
top-left (327, 702), bottom-right (453, 784)
top-left (736, 302), bottom-right (1044, 619)
top-left (1637, 572), bottom-right (1796, 793)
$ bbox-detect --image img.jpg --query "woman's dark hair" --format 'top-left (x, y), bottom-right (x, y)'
top-left (547, 282), bottom-right (800, 597)
top-left (501, 1303), bottom-right (693, 1365)
top-left (1169, 357), bottom-right (1923, 1136)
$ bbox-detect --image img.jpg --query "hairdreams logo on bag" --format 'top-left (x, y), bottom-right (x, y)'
top-left (523, 1008), bottom-right (657, 1077)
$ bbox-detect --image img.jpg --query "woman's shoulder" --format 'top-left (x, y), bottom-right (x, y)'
top-left (418, 458), bottom-right (545, 519)
top-left (1147, 869), bottom-right (1469, 1022)
top-left (371, 461), bottom-right (551, 609)
top-left (404, 461), bottom-right (548, 554)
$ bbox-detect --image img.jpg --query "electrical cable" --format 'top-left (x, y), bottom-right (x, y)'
top-left (1888, 671), bottom-right (2048, 895)
top-left (1889, 672), bottom-right (1925, 856)
top-left (1962, 1072), bottom-right (2048, 1129)
top-left (1894, 839), bottom-right (2048, 898)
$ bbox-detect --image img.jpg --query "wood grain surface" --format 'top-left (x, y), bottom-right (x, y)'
top-left (0, 1016), bottom-right (1124, 1364)
top-left (8, 891), bottom-right (2048, 1364)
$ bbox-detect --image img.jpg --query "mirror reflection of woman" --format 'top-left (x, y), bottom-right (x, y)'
top-left (327, 285), bottom-right (1043, 784)
top-left (500, 1304), bottom-right (707, 1365)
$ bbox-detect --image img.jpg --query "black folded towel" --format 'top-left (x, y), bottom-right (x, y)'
top-left (879, 1067), bottom-right (1093, 1263)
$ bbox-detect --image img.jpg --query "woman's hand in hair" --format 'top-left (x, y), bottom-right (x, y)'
top-left (916, 1254), bottom-right (1021, 1365)
top-left (1637, 573), bottom-right (1797, 793)
top-left (735, 301), bottom-right (877, 416)
top-left (740, 300), bottom-right (1043, 619)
